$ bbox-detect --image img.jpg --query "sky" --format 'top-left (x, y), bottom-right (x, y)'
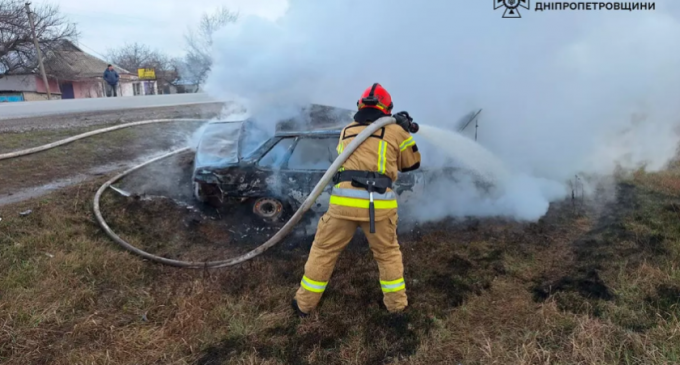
top-left (55, 0), bottom-right (288, 59)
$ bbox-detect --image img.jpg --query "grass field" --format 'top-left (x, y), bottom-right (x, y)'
top-left (0, 121), bottom-right (202, 198)
top-left (1, 154), bottom-right (679, 364)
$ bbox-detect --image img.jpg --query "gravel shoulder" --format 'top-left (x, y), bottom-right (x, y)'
top-left (0, 102), bottom-right (224, 133)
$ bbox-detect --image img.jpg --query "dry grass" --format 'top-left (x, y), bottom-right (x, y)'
top-left (0, 163), bottom-right (679, 364)
top-left (0, 121), bottom-right (203, 196)
top-left (0, 124), bottom-right (122, 154)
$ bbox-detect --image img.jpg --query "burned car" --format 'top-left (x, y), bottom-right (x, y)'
top-left (192, 104), bottom-right (481, 222)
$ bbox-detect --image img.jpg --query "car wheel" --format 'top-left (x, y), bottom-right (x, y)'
top-left (252, 197), bottom-right (285, 223)
top-left (193, 182), bottom-right (208, 203)
top-left (194, 182), bottom-right (222, 207)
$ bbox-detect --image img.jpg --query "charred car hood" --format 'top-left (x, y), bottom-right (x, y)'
top-left (194, 121), bottom-right (243, 170)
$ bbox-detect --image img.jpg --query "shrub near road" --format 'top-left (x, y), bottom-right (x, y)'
top-left (1, 130), bottom-right (679, 364)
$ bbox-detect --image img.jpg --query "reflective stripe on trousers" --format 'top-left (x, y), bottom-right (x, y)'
top-left (381, 278), bottom-right (406, 293)
top-left (300, 275), bottom-right (328, 293)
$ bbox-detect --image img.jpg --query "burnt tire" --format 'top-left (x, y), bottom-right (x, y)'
top-left (193, 182), bottom-right (222, 208)
top-left (251, 197), bottom-right (292, 224)
top-left (193, 182), bottom-right (207, 203)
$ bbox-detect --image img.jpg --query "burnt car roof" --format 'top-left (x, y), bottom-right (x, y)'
top-left (274, 104), bottom-right (353, 133)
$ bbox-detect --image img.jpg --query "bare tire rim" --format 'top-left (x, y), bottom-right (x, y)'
top-left (253, 197), bottom-right (284, 220)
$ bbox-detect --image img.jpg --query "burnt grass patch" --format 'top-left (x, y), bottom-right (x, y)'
top-left (198, 319), bottom-right (347, 365)
top-left (531, 183), bottom-right (632, 304)
top-left (4, 165), bottom-right (680, 363)
top-left (124, 191), bottom-right (582, 363)
top-left (533, 268), bottom-right (613, 303)
top-left (646, 284), bottom-right (680, 319)
top-left (98, 191), bottom-right (514, 363)
top-left (197, 304), bottom-right (430, 365)
top-left (532, 181), bottom-right (680, 328)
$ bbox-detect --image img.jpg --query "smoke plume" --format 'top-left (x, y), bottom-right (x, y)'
top-left (203, 0), bottom-right (680, 222)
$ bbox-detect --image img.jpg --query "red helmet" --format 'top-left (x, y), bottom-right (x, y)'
top-left (357, 83), bottom-right (393, 114)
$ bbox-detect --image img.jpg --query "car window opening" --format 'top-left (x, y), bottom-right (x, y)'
top-left (258, 138), bottom-right (295, 168)
top-left (288, 137), bottom-right (338, 170)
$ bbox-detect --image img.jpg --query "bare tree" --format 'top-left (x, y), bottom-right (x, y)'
top-left (106, 42), bottom-right (180, 92)
top-left (0, 0), bottom-right (77, 78)
top-left (106, 42), bottom-right (168, 72)
top-left (180, 6), bottom-right (238, 87)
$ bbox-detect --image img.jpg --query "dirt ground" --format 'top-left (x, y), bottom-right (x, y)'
top-left (1, 122), bottom-right (679, 364)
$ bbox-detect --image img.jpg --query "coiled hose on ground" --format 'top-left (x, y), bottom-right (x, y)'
top-left (2, 116), bottom-right (396, 269)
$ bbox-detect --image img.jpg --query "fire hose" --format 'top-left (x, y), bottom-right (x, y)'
top-left (0, 119), bottom-right (205, 160)
top-left (2, 116), bottom-right (398, 269)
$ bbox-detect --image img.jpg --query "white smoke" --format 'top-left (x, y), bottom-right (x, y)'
top-left (186, 101), bottom-right (249, 151)
top-left (203, 0), bottom-right (680, 222)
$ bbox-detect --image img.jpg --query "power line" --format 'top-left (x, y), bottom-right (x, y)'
top-left (77, 42), bottom-right (132, 74)
top-left (77, 42), bottom-right (109, 61)
top-left (63, 11), bottom-right (165, 25)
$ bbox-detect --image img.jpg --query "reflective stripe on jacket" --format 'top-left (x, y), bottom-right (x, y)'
top-left (330, 187), bottom-right (398, 210)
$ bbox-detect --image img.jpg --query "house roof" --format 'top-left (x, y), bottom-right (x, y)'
top-left (44, 40), bottom-right (134, 80)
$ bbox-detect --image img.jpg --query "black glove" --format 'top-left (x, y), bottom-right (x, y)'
top-left (393, 111), bottom-right (413, 132)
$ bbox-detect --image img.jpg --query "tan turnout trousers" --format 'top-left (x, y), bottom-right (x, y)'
top-left (294, 118), bottom-right (421, 314)
top-left (295, 211), bottom-right (405, 313)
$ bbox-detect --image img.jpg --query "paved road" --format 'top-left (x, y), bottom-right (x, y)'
top-left (0, 103), bottom-right (224, 133)
top-left (0, 93), bottom-right (225, 120)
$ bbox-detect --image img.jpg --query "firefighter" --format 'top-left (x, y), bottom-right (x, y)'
top-left (292, 83), bottom-right (421, 317)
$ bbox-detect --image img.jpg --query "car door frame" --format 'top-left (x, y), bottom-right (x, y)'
top-left (236, 136), bottom-right (297, 199)
top-left (279, 134), bottom-right (340, 210)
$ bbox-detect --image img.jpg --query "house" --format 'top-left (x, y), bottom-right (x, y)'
top-left (0, 40), bottom-right (159, 101)
top-left (43, 40), bottom-right (138, 99)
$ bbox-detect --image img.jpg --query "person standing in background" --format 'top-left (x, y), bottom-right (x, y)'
top-left (103, 64), bottom-right (119, 97)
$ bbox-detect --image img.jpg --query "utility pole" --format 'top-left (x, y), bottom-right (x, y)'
top-left (25, 2), bottom-right (51, 100)
top-left (475, 118), bottom-right (478, 141)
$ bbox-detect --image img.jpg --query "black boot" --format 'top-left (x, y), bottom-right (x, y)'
top-left (291, 299), bottom-right (309, 318)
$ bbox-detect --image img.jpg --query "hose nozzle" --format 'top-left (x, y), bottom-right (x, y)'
top-left (408, 122), bottom-right (419, 134)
